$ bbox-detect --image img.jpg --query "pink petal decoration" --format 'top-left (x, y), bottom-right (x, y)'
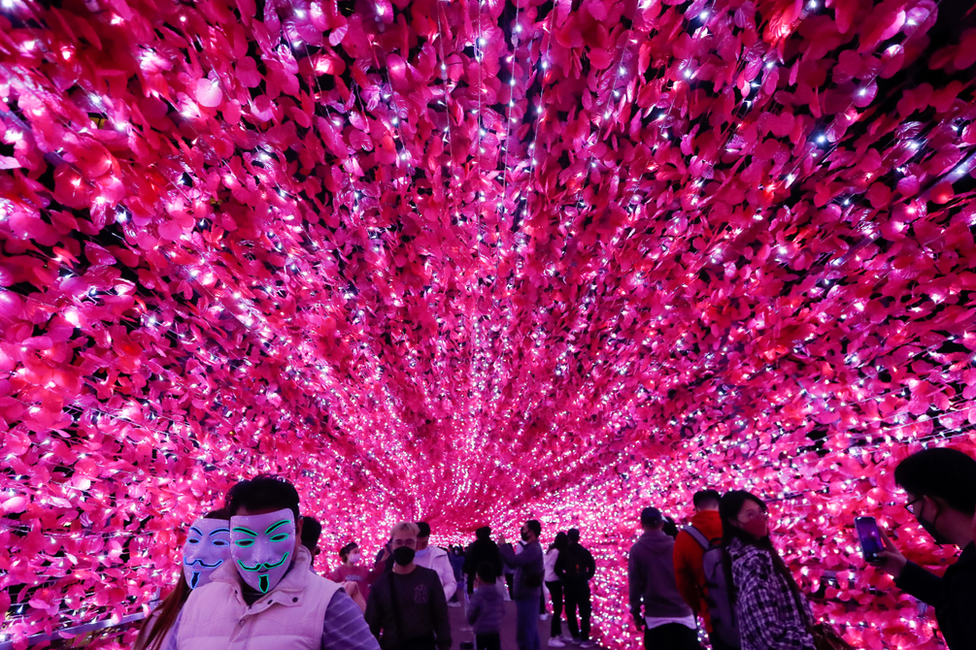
top-left (0, 0), bottom-right (974, 648)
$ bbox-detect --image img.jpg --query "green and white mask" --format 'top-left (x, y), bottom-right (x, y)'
top-left (230, 508), bottom-right (296, 594)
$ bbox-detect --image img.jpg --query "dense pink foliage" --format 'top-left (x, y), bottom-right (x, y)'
top-left (0, 0), bottom-right (975, 647)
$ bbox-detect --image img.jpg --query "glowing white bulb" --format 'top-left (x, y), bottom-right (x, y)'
top-left (816, 135), bottom-right (826, 144)
top-left (478, 37), bottom-right (486, 46)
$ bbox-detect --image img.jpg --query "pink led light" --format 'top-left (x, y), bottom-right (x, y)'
top-left (0, 0), bottom-right (974, 648)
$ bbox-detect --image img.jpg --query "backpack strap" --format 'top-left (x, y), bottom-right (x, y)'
top-left (683, 525), bottom-right (711, 550)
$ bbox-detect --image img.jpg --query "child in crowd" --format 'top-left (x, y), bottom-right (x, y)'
top-left (467, 562), bottom-right (504, 650)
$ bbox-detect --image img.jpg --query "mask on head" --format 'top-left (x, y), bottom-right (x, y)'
top-left (348, 552), bottom-right (361, 565)
top-left (392, 546), bottom-right (416, 566)
top-left (520, 530), bottom-right (531, 542)
top-left (183, 517), bottom-right (231, 590)
top-left (230, 508), bottom-right (296, 594)
top-left (739, 515), bottom-right (768, 539)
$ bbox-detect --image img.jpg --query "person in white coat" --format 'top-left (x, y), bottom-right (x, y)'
top-left (414, 522), bottom-right (459, 603)
top-left (165, 476), bottom-right (380, 650)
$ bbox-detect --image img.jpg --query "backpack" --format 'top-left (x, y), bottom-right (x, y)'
top-left (684, 526), bottom-right (741, 649)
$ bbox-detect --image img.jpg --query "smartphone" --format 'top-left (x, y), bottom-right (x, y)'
top-left (855, 516), bottom-right (883, 563)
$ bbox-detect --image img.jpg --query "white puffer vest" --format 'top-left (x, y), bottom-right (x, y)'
top-left (177, 545), bottom-right (342, 650)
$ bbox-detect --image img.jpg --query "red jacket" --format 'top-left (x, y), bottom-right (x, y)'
top-left (672, 510), bottom-right (723, 632)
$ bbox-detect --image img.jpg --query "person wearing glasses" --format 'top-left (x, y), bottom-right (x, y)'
top-left (719, 491), bottom-right (814, 650)
top-left (874, 447), bottom-right (976, 650)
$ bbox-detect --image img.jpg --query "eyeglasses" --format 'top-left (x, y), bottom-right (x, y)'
top-left (739, 509), bottom-right (769, 521)
top-left (905, 497), bottom-right (922, 515)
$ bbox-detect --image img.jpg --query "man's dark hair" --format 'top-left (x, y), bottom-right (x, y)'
top-left (693, 489), bottom-right (721, 509)
top-left (476, 561), bottom-right (497, 583)
top-left (640, 507), bottom-right (663, 527)
top-left (526, 520), bottom-right (542, 537)
top-left (662, 516), bottom-right (679, 538)
top-left (476, 526), bottom-right (491, 540)
top-left (567, 527), bottom-right (580, 542)
top-left (895, 448), bottom-right (976, 514)
top-left (226, 475), bottom-right (300, 520)
top-left (301, 516), bottom-right (322, 552)
top-left (417, 522), bottom-right (431, 538)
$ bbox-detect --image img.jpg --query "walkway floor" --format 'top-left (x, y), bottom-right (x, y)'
top-left (447, 597), bottom-right (606, 650)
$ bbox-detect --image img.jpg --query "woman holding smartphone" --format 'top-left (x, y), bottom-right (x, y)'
top-left (720, 491), bottom-right (815, 650)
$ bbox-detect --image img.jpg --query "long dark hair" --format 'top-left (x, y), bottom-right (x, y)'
top-left (134, 508), bottom-right (230, 650)
top-left (548, 531), bottom-right (568, 553)
top-left (719, 491), bottom-right (803, 603)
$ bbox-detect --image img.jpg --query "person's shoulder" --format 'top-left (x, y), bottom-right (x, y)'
top-left (729, 541), bottom-right (771, 569)
top-left (186, 579), bottom-right (233, 604)
top-left (415, 565), bottom-right (441, 580)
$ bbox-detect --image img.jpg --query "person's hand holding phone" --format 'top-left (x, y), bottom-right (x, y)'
top-left (874, 528), bottom-right (908, 578)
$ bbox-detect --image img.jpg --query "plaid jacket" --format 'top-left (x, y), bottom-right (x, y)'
top-left (728, 537), bottom-right (815, 650)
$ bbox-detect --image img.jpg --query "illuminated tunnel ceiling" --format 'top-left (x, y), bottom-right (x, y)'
top-left (1, 0), bottom-right (975, 646)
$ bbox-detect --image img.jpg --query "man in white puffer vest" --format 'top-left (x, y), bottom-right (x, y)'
top-left (413, 522), bottom-right (458, 603)
top-left (165, 476), bottom-right (381, 650)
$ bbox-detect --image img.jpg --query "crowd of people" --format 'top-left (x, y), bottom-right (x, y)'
top-left (133, 446), bottom-right (976, 650)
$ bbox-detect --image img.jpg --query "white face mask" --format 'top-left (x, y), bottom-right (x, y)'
top-left (230, 509), bottom-right (296, 594)
top-left (348, 552), bottom-right (361, 565)
top-left (183, 518), bottom-right (231, 589)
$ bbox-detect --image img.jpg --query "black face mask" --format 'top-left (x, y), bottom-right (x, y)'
top-left (520, 530), bottom-right (530, 542)
top-left (918, 504), bottom-right (951, 545)
top-left (392, 546), bottom-right (416, 566)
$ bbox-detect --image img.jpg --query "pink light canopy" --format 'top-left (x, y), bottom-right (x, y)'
top-left (1, 0), bottom-right (975, 646)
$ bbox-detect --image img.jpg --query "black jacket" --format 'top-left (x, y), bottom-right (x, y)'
top-left (895, 542), bottom-right (976, 650)
top-left (555, 542), bottom-right (596, 583)
top-left (463, 538), bottom-right (503, 579)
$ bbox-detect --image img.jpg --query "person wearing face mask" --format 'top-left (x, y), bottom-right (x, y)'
top-left (364, 521), bottom-right (452, 650)
top-left (165, 475), bottom-right (380, 650)
top-left (329, 542), bottom-right (382, 602)
top-left (413, 522), bottom-right (459, 604)
top-left (874, 448), bottom-right (976, 650)
top-left (499, 520), bottom-right (545, 650)
top-left (720, 491), bottom-right (814, 650)
top-left (135, 509), bottom-right (231, 650)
